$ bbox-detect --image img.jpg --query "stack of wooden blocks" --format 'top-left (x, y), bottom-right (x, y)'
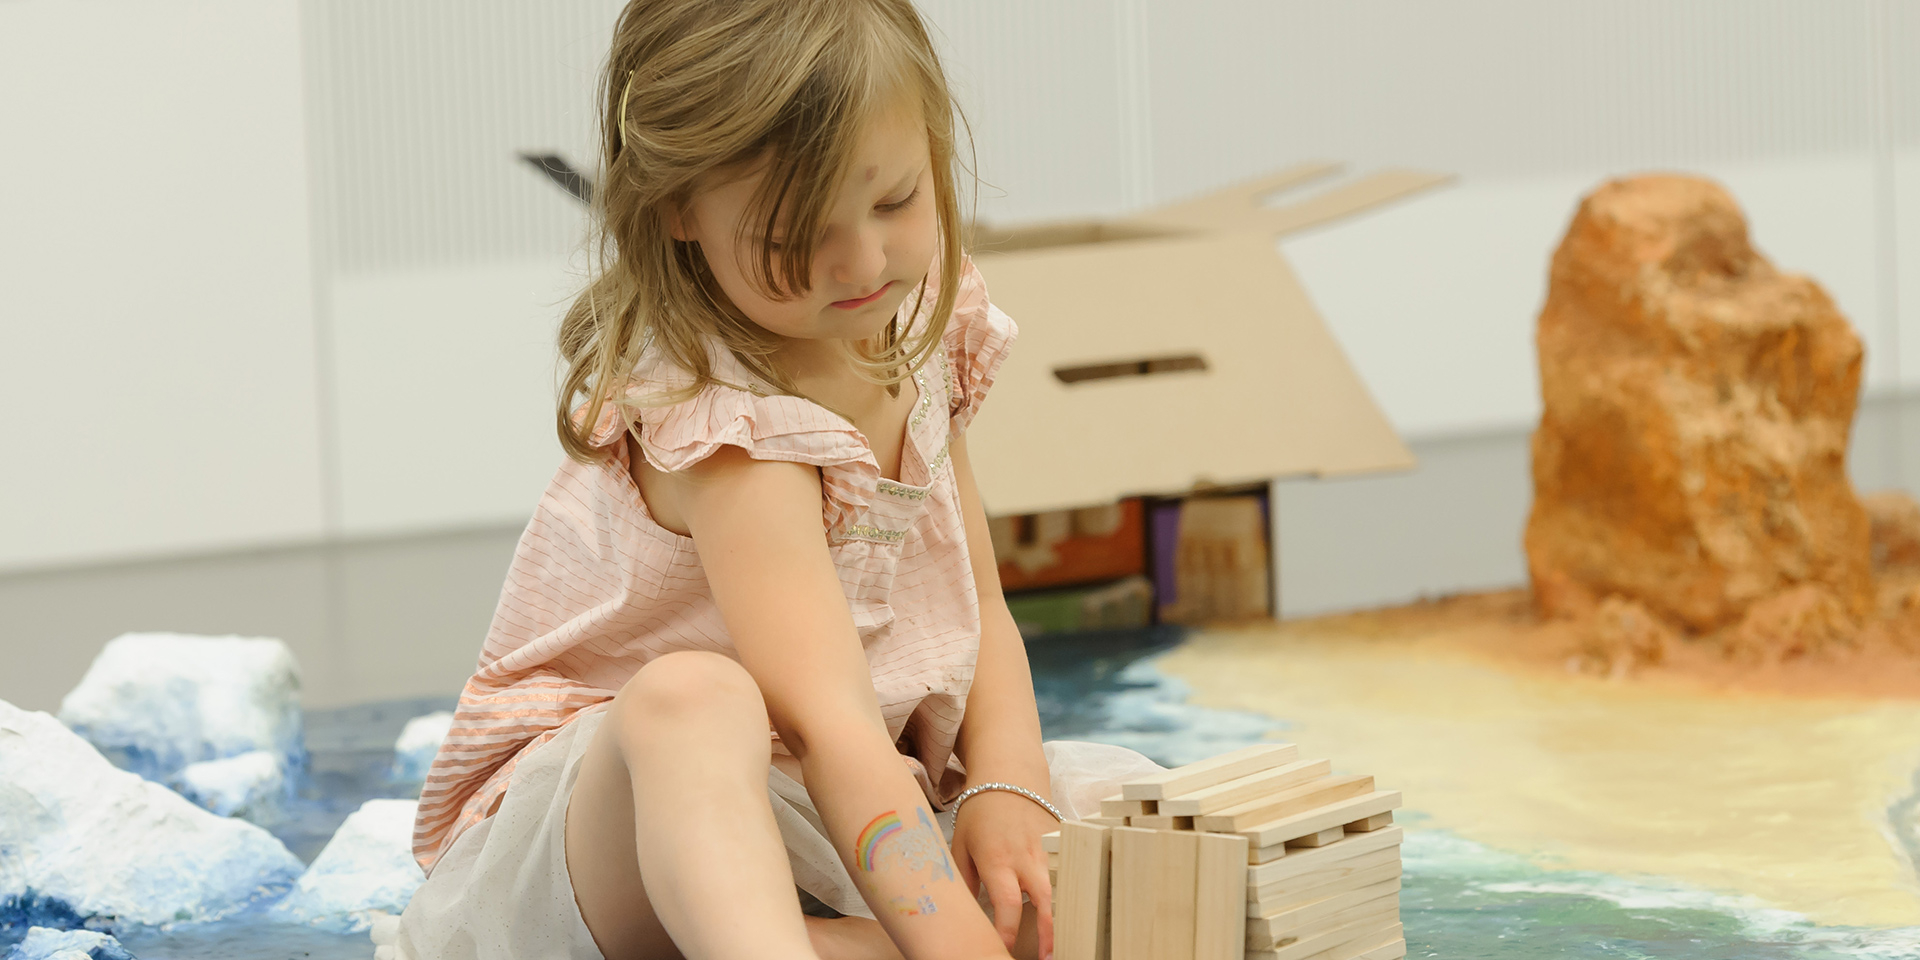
top-left (1043, 744), bottom-right (1404, 960)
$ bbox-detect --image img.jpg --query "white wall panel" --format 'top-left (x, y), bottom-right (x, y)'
top-left (914, 0), bottom-right (1139, 224)
top-left (1143, 0), bottom-right (1873, 205)
top-left (1281, 154), bottom-right (1883, 442)
top-left (327, 260), bottom-right (573, 535)
top-left (306, 0), bottom-right (618, 273)
top-left (0, 0), bottom-right (324, 571)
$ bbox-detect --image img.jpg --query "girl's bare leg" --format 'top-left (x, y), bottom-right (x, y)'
top-left (567, 651), bottom-right (819, 960)
top-left (805, 892), bottom-right (1039, 959)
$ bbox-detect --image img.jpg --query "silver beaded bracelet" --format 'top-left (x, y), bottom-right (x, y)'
top-left (950, 781), bottom-right (1064, 822)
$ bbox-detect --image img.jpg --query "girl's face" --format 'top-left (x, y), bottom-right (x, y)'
top-left (672, 100), bottom-right (938, 349)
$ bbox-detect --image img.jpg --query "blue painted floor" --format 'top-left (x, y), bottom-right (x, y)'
top-left (11, 628), bottom-right (1919, 959)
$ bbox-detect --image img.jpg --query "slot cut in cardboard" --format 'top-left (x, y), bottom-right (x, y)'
top-left (1054, 354), bottom-right (1210, 385)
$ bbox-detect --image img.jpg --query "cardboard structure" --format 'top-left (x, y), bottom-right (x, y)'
top-left (966, 163), bottom-right (1447, 517)
top-left (1044, 744), bottom-right (1405, 960)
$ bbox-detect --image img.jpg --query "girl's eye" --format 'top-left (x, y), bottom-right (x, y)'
top-left (878, 187), bottom-right (920, 213)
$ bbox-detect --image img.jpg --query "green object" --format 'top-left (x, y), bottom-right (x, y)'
top-left (1006, 576), bottom-right (1153, 636)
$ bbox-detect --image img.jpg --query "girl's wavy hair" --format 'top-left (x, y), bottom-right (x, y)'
top-left (557, 0), bottom-right (972, 462)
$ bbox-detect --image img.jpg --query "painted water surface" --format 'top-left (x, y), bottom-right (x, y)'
top-left (17, 630), bottom-right (1920, 958)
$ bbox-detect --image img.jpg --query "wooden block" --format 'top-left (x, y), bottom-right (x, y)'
top-left (1247, 827), bottom-right (1403, 887)
top-left (1122, 743), bottom-right (1299, 801)
top-left (1054, 821), bottom-right (1112, 960)
top-left (1247, 923), bottom-right (1403, 960)
top-left (1251, 843), bottom-right (1288, 865)
top-left (1357, 937), bottom-right (1407, 960)
top-left (1130, 815), bottom-right (1194, 830)
top-left (1103, 798), bottom-right (1157, 818)
top-left (1251, 860), bottom-right (1405, 917)
top-left (1241, 791), bottom-right (1402, 850)
top-left (1193, 775), bottom-right (1373, 833)
top-left (1248, 847), bottom-right (1400, 907)
top-left (1248, 890), bottom-right (1400, 951)
top-left (1286, 827), bottom-right (1347, 849)
top-left (1345, 812), bottom-right (1393, 833)
top-left (1158, 759), bottom-right (1332, 816)
top-left (1086, 816), bottom-right (1128, 827)
top-left (1043, 831), bottom-right (1061, 854)
top-left (1111, 826), bottom-right (1200, 960)
top-left (1192, 832), bottom-right (1248, 960)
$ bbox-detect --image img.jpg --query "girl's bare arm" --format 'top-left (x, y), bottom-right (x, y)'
top-left (947, 434), bottom-right (1052, 796)
top-left (673, 446), bottom-right (1010, 960)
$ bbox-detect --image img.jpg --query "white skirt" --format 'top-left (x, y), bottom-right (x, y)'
top-left (374, 706), bottom-right (1164, 960)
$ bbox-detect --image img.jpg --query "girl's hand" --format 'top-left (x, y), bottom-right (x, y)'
top-left (949, 790), bottom-right (1056, 960)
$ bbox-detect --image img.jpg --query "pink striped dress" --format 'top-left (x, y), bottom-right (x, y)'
top-left (411, 258), bottom-right (1017, 877)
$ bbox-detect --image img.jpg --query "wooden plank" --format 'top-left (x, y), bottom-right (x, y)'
top-left (1251, 843), bottom-right (1288, 865)
top-left (1086, 816), bottom-right (1128, 827)
top-left (1248, 847), bottom-right (1400, 905)
top-left (1247, 827), bottom-right (1403, 888)
top-left (1158, 759), bottom-right (1332, 816)
top-left (1249, 880), bottom-right (1400, 945)
top-left (1193, 832), bottom-right (1248, 960)
top-left (1042, 830), bottom-right (1061, 854)
top-left (1108, 828), bottom-right (1155, 960)
top-left (1287, 827), bottom-right (1347, 849)
top-left (1122, 744), bottom-right (1299, 801)
top-left (1130, 815), bottom-right (1194, 831)
top-left (1356, 937), bottom-right (1407, 960)
top-left (1103, 798), bottom-right (1157, 818)
top-left (1242, 792), bottom-right (1403, 850)
top-left (1345, 813), bottom-right (1393, 833)
top-left (1113, 828), bottom-right (1203, 960)
top-left (1194, 775), bottom-right (1374, 833)
top-left (1247, 923), bottom-right (1403, 960)
top-left (1249, 894), bottom-right (1400, 951)
top-left (1250, 860), bottom-right (1402, 918)
top-left (1055, 821), bottom-right (1112, 960)
top-left (1156, 831), bottom-right (1202, 960)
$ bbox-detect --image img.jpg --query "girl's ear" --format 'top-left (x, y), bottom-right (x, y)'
top-left (665, 198), bottom-right (695, 242)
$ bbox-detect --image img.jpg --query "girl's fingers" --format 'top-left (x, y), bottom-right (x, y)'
top-left (1019, 858), bottom-right (1055, 960)
top-left (982, 866), bottom-right (1024, 948)
top-left (951, 836), bottom-right (981, 897)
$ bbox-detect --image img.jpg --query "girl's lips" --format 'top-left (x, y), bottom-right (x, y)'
top-left (830, 281), bottom-right (892, 309)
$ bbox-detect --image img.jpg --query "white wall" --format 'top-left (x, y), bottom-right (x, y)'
top-left (0, 0), bottom-right (324, 572)
top-left (2, 0), bottom-right (1915, 575)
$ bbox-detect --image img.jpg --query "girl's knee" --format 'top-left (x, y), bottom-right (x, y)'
top-left (614, 650), bottom-right (765, 727)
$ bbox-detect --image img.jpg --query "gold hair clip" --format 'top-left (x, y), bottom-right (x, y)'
top-left (618, 69), bottom-right (638, 150)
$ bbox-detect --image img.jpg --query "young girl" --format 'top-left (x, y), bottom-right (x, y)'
top-left (378, 2), bottom-right (1161, 958)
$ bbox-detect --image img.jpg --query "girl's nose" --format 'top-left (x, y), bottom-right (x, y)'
top-left (828, 220), bottom-right (888, 290)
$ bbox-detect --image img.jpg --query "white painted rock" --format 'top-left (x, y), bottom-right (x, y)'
top-left (269, 800), bottom-right (425, 933)
top-left (1, 927), bottom-right (135, 960)
top-left (57, 633), bottom-right (304, 782)
top-left (0, 701), bottom-right (304, 927)
top-left (168, 749), bottom-right (287, 823)
top-left (388, 712), bottom-right (453, 783)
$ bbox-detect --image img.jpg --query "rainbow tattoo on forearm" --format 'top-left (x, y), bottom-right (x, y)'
top-left (855, 812), bottom-right (905, 873)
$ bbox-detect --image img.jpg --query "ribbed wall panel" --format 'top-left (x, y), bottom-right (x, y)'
top-left (306, 0), bottom-right (1910, 272)
top-left (1144, 0), bottom-right (1879, 206)
top-left (308, 0), bottom-right (619, 273)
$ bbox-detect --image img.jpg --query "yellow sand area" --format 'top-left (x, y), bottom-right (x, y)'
top-left (1158, 615), bottom-right (1920, 928)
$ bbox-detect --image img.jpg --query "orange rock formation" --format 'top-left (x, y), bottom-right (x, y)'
top-left (1525, 175), bottom-right (1873, 636)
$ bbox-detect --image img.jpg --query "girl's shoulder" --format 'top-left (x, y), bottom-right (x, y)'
top-left (933, 254), bottom-right (1019, 432)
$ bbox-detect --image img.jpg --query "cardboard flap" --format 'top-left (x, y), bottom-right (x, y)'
top-left (1127, 167), bottom-right (1454, 239)
top-left (966, 233), bottom-right (1414, 516)
top-left (966, 218), bottom-right (1183, 256)
top-left (1120, 161), bottom-right (1344, 236)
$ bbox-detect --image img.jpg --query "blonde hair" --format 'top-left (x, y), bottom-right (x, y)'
top-left (557, 0), bottom-right (971, 462)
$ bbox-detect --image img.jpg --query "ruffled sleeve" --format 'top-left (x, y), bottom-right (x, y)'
top-left (942, 256), bottom-right (1019, 432)
top-left (583, 354), bottom-right (881, 537)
